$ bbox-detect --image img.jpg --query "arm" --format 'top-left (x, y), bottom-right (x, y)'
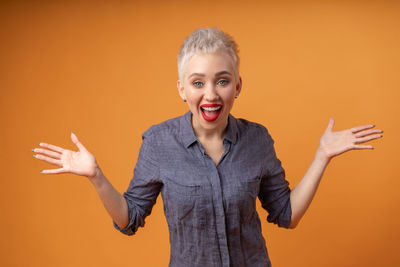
top-left (289, 149), bottom-right (329, 228)
top-left (289, 118), bottom-right (383, 228)
top-left (89, 167), bottom-right (129, 229)
top-left (33, 132), bottom-right (129, 229)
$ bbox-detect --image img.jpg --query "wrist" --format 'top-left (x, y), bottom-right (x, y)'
top-left (88, 166), bottom-right (104, 187)
top-left (315, 147), bottom-right (331, 165)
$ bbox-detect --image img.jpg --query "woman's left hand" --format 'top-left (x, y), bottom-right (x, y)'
top-left (318, 118), bottom-right (383, 160)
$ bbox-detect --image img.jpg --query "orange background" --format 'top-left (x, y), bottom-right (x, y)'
top-left (1, 1), bottom-right (399, 266)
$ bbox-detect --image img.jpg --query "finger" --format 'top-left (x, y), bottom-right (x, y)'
top-left (38, 142), bottom-right (64, 153)
top-left (32, 148), bottom-right (61, 160)
top-left (355, 134), bottom-right (383, 144)
top-left (352, 144), bottom-right (374, 150)
top-left (33, 154), bottom-right (62, 166)
top-left (355, 129), bottom-right (383, 138)
top-left (40, 168), bottom-right (67, 174)
top-left (326, 117), bottom-right (335, 132)
top-left (351, 124), bottom-right (375, 133)
top-left (71, 132), bottom-right (87, 152)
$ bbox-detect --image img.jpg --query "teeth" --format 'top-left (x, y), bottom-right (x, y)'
top-left (202, 106), bottom-right (221, 111)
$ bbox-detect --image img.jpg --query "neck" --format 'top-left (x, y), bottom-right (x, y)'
top-left (191, 114), bottom-right (228, 142)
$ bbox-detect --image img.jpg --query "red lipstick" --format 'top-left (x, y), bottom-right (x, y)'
top-left (200, 104), bottom-right (222, 122)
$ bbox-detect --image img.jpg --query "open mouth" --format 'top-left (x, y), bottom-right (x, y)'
top-left (200, 104), bottom-right (222, 122)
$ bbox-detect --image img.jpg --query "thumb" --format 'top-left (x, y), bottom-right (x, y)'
top-left (326, 117), bottom-right (335, 132)
top-left (71, 132), bottom-right (86, 151)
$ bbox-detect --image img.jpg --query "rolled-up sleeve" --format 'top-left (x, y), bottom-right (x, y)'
top-left (113, 131), bottom-right (162, 235)
top-left (258, 126), bottom-right (292, 229)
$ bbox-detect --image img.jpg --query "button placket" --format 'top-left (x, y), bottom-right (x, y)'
top-left (209, 142), bottom-right (232, 267)
top-left (194, 140), bottom-right (232, 267)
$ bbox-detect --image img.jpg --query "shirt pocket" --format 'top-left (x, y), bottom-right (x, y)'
top-left (228, 166), bottom-right (262, 223)
top-left (163, 171), bottom-right (212, 227)
top-left (234, 165), bottom-right (262, 196)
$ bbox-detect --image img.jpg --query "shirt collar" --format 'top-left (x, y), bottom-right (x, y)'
top-left (181, 111), bottom-right (198, 148)
top-left (180, 111), bottom-right (238, 148)
top-left (225, 113), bottom-right (239, 145)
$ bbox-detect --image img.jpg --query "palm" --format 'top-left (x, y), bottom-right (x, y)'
top-left (33, 132), bottom-right (98, 178)
top-left (319, 118), bottom-right (383, 159)
top-left (61, 149), bottom-right (96, 177)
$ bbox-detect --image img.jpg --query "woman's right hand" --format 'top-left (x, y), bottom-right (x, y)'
top-left (33, 132), bottom-right (99, 179)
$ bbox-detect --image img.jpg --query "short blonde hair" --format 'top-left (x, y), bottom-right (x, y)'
top-left (177, 27), bottom-right (240, 81)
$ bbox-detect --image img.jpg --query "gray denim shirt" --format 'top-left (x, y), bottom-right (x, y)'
top-left (114, 111), bottom-right (292, 267)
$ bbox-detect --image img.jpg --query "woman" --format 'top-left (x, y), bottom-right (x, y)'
top-left (33, 28), bottom-right (383, 266)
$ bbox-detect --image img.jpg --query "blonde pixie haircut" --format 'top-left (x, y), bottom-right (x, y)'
top-left (177, 27), bottom-right (240, 82)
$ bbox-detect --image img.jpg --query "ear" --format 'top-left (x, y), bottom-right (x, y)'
top-left (235, 76), bottom-right (242, 98)
top-left (177, 80), bottom-right (185, 101)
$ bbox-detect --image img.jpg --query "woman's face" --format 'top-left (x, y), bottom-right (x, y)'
top-left (178, 51), bottom-right (241, 134)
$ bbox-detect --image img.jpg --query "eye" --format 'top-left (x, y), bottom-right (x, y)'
top-left (217, 79), bottom-right (229, 86)
top-left (193, 81), bottom-right (204, 88)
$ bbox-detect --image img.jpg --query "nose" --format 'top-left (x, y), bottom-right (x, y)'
top-left (204, 83), bottom-right (219, 102)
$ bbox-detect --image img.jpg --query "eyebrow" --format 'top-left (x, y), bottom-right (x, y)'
top-left (188, 70), bottom-right (232, 79)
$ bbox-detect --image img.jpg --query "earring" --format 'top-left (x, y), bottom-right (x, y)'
top-left (235, 95), bottom-right (238, 99)
top-left (183, 98), bottom-right (187, 102)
